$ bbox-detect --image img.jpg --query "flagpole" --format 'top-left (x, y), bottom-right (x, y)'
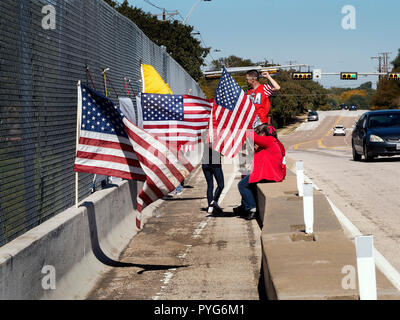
top-left (124, 77), bottom-right (131, 97)
top-left (103, 68), bottom-right (109, 97)
top-left (75, 80), bottom-right (82, 208)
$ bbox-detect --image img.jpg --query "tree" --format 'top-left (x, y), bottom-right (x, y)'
top-left (104, 0), bottom-right (209, 81)
top-left (391, 48), bottom-right (400, 71)
top-left (210, 56), bottom-right (254, 70)
top-left (371, 48), bottom-right (400, 109)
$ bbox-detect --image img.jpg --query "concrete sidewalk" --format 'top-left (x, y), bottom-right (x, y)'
top-left (87, 160), bottom-right (262, 300)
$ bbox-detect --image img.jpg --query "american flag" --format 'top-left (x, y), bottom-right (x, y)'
top-left (74, 84), bottom-right (146, 181)
top-left (122, 118), bottom-right (194, 230)
top-left (140, 93), bottom-right (213, 149)
top-left (209, 66), bottom-right (256, 158)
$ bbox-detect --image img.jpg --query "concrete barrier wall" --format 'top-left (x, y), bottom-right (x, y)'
top-left (0, 180), bottom-right (147, 300)
top-left (257, 160), bottom-right (400, 300)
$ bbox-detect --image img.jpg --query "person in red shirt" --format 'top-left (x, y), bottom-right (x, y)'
top-left (234, 124), bottom-right (286, 220)
top-left (246, 70), bottom-right (280, 128)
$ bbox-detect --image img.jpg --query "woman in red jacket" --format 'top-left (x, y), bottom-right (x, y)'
top-left (234, 124), bottom-right (286, 220)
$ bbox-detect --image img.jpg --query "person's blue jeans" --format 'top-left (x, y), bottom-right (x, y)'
top-left (238, 175), bottom-right (257, 211)
top-left (175, 183), bottom-right (183, 193)
top-left (202, 164), bottom-right (224, 206)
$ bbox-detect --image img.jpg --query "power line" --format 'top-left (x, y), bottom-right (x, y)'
top-left (143, 0), bottom-right (163, 11)
top-left (143, 0), bottom-right (179, 21)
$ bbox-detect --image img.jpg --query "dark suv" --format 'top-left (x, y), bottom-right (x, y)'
top-left (352, 110), bottom-right (400, 161)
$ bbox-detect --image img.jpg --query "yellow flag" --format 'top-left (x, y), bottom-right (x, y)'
top-left (141, 64), bottom-right (174, 94)
top-left (165, 83), bottom-right (173, 95)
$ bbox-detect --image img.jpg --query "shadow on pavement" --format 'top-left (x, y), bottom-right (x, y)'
top-left (80, 201), bottom-right (190, 273)
top-left (350, 155), bottom-right (400, 163)
top-left (163, 196), bottom-right (205, 202)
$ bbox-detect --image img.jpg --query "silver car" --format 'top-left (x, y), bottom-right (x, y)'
top-left (308, 111), bottom-right (319, 121)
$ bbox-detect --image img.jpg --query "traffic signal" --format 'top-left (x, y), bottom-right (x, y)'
top-left (388, 73), bottom-right (400, 80)
top-left (291, 72), bottom-right (313, 80)
top-left (340, 72), bottom-right (358, 80)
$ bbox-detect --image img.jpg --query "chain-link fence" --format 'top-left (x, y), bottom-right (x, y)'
top-left (0, 0), bottom-right (205, 247)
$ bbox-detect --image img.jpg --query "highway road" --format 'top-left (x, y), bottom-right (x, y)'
top-left (280, 110), bottom-right (400, 278)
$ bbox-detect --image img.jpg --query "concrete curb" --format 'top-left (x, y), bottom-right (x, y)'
top-left (257, 156), bottom-right (400, 300)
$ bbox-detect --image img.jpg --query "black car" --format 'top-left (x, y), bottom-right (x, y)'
top-left (349, 105), bottom-right (357, 111)
top-left (339, 104), bottom-right (348, 110)
top-left (352, 110), bottom-right (400, 161)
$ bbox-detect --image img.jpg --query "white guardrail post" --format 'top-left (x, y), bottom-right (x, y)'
top-left (355, 235), bottom-right (377, 300)
top-left (296, 160), bottom-right (304, 197)
top-left (303, 183), bottom-right (314, 234)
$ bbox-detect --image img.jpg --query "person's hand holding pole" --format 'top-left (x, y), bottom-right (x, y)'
top-left (261, 71), bottom-right (281, 91)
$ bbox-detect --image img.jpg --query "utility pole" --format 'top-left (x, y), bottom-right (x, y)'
top-left (144, 0), bottom-right (179, 21)
top-left (154, 9), bottom-right (179, 21)
top-left (184, 0), bottom-right (212, 25)
top-left (286, 60), bottom-right (298, 70)
top-left (371, 56), bottom-right (383, 80)
top-left (379, 52), bottom-right (392, 73)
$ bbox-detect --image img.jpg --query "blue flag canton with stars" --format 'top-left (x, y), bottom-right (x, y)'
top-left (81, 85), bottom-right (127, 138)
top-left (142, 93), bottom-right (184, 121)
top-left (215, 66), bottom-right (242, 111)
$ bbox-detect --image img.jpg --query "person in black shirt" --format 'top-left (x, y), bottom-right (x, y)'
top-left (201, 129), bottom-right (224, 215)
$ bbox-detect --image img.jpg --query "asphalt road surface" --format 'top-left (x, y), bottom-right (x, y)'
top-left (280, 110), bottom-right (400, 277)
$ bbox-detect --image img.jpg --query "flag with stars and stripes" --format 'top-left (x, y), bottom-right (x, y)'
top-left (74, 84), bottom-right (146, 181)
top-left (122, 119), bottom-right (194, 229)
top-left (140, 93), bottom-right (213, 149)
top-left (209, 66), bottom-right (257, 158)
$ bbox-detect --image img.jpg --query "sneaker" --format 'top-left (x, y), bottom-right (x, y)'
top-left (233, 204), bottom-right (245, 215)
top-left (212, 202), bottom-right (223, 215)
top-left (244, 208), bottom-right (257, 220)
top-left (207, 206), bottom-right (214, 214)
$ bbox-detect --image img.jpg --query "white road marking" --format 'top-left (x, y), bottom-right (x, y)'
top-left (326, 196), bottom-right (400, 292)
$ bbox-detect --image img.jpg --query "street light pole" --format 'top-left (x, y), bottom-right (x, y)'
top-left (184, 0), bottom-right (211, 25)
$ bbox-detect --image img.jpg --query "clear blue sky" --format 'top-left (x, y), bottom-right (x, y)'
top-left (120, 0), bottom-right (399, 89)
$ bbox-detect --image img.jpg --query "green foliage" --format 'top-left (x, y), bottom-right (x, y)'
top-left (326, 81), bottom-right (375, 110)
top-left (103, 0), bottom-right (209, 81)
top-left (328, 96), bottom-right (339, 109)
top-left (391, 48), bottom-right (400, 71)
top-left (346, 95), bottom-right (370, 109)
top-left (210, 56), bottom-right (255, 70)
top-left (269, 70), bottom-right (328, 126)
top-left (371, 49), bottom-right (400, 109)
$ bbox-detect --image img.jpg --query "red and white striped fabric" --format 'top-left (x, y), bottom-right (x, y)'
top-left (141, 94), bottom-right (213, 149)
top-left (263, 84), bottom-right (274, 97)
top-left (209, 67), bottom-right (257, 158)
top-left (74, 131), bottom-right (146, 181)
top-left (179, 143), bottom-right (195, 153)
top-left (123, 117), bottom-right (194, 230)
top-left (74, 84), bottom-right (146, 181)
